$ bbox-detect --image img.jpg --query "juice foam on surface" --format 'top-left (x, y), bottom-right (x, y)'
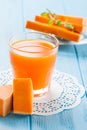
top-left (12, 40), bottom-right (55, 57)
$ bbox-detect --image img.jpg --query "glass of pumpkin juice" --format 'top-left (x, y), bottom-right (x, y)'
top-left (9, 32), bottom-right (59, 96)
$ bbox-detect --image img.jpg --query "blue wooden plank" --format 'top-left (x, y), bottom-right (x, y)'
top-left (55, 45), bottom-right (82, 83)
top-left (72, 98), bottom-right (87, 130)
top-left (61, 1), bottom-right (87, 129)
top-left (0, 0), bottom-right (31, 130)
top-left (56, 0), bottom-right (87, 129)
top-left (75, 45), bottom-right (87, 91)
top-left (0, 0), bottom-right (23, 71)
top-left (0, 113), bottom-right (30, 130)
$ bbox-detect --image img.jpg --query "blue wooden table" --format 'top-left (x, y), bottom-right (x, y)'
top-left (0, 0), bottom-right (87, 130)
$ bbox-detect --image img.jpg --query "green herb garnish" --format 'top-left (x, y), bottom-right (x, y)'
top-left (41, 9), bottom-right (74, 31)
top-left (56, 20), bottom-right (63, 26)
top-left (64, 22), bottom-right (74, 30)
top-left (41, 12), bottom-right (47, 16)
top-left (48, 18), bottom-right (54, 25)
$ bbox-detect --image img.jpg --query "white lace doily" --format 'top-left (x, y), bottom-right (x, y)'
top-left (0, 69), bottom-right (85, 116)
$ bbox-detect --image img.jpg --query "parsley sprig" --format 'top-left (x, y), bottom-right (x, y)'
top-left (41, 9), bottom-right (74, 31)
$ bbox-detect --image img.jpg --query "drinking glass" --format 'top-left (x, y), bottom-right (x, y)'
top-left (8, 31), bottom-right (59, 96)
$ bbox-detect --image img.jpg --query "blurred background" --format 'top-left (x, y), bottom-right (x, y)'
top-left (0, 0), bottom-right (87, 71)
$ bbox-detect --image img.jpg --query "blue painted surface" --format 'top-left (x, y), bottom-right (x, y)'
top-left (0, 0), bottom-right (87, 129)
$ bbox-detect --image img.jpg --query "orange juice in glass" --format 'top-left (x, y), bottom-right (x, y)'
top-left (9, 32), bottom-right (59, 96)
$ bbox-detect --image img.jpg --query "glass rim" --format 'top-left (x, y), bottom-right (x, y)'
top-left (8, 31), bottom-right (59, 53)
